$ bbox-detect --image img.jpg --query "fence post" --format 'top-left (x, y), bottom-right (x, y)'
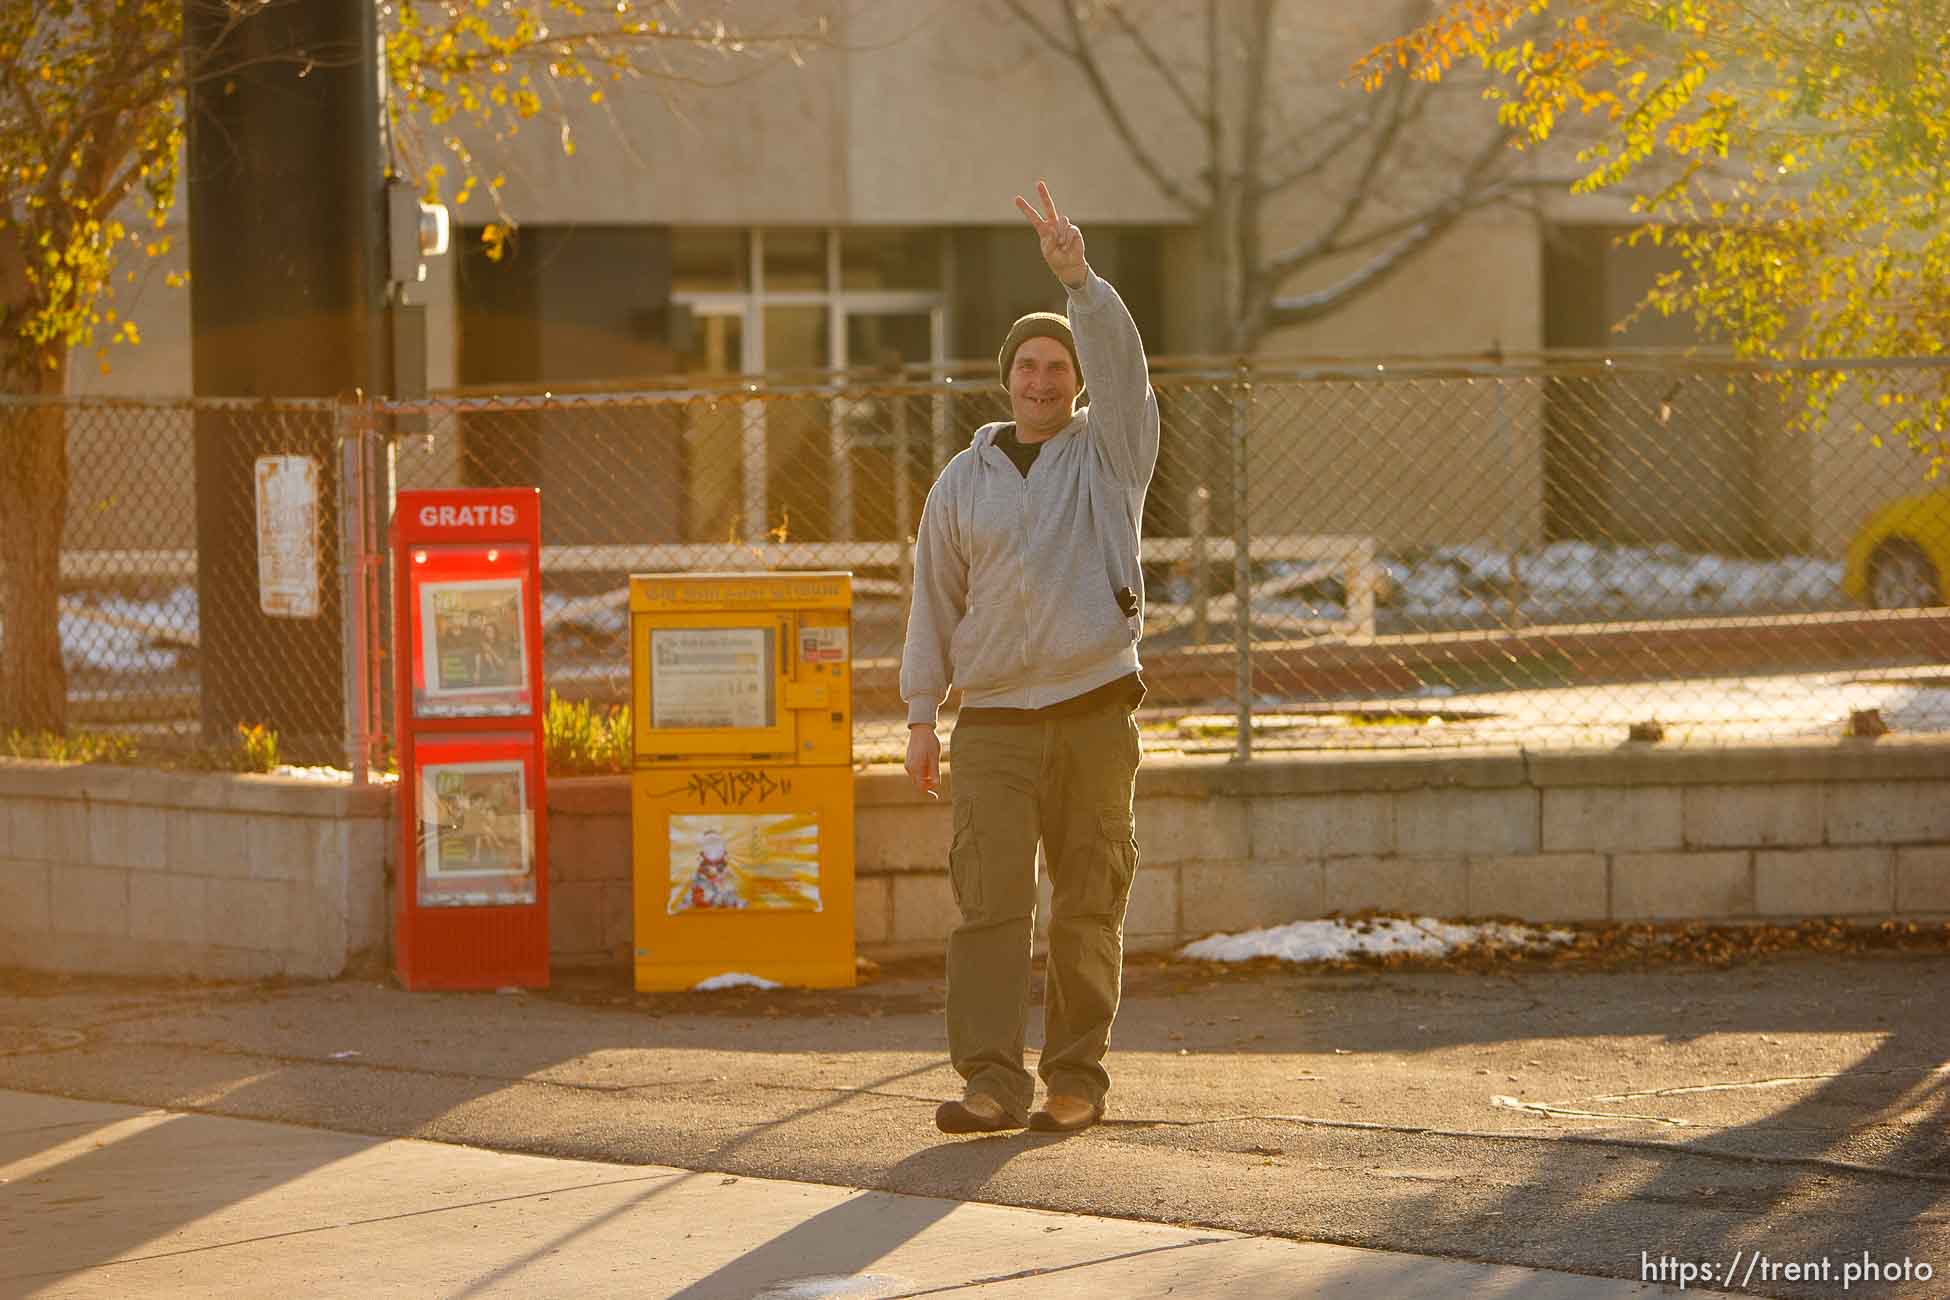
top-left (1190, 483), bottom-right (1210, 646)
top-left (1346, 537), bottom-right (1376, 640)
top-left (893, 388), bottom-right (914, 610)
top-left (1499, 377), bottom-right (1525, 630)
top-left (741, 398), bottom-right (767, 542)
top-left (337, 398), bottom-right (371, 784)
top-left (1231, 371), bottom-right (1252, 763)
top-left (829, 390), bottom-right (854, 542)
top-left (931, 383), bottom-right (950, 478)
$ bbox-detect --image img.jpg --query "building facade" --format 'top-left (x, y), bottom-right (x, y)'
top-left (63, 0), bottom-right (1920, 562)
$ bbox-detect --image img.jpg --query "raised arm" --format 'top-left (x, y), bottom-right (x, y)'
top-left (1014, 180), bottom-right (1159, 492)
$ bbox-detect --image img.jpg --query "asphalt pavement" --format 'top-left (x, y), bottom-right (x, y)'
top-left (2, 950), bottom-right (1947, 1298)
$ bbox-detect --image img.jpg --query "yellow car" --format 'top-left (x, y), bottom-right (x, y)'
top-left (1842, 488), bottom-right (1950, 609)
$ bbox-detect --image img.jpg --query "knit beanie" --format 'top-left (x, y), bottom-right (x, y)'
top-left (997, 312), bottom-right (1080, 390)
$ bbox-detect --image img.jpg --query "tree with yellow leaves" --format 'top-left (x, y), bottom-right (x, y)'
top-left (0, 0), bottom-right (830, 733)
top-left (1362, 0), bottom-right (1948, 461)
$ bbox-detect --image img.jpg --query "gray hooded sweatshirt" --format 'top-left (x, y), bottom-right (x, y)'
top-left (900, 270), bottom-right (1159, 726)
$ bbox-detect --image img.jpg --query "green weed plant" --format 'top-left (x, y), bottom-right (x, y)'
top-left (3, 730), bottom-right (139, 764)
top-left (542, 692), bottom-right (631, 775)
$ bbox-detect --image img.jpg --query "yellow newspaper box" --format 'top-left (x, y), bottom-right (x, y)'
top-left (629, 572), bottom-right (855, 991)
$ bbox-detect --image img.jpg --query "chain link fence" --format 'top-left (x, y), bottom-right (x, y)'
top-left (22, 356), bottom-right (1950, 767)
top-left (19, 395), bottom-right (356, 761)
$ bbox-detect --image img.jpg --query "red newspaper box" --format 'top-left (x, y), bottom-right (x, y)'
top-left (391, 489), bottom-right (549, 990)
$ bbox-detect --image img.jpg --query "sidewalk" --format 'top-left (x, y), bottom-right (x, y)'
top-left (1, 953), bottom-right (1944, 1299)
top-left (3, 1091), bottom-right (1721, 1298)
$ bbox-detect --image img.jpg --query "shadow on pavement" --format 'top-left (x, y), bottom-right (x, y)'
top-left (1134, 956), bottom-right (1950, 1300)
top-left (1410, 1027), bottom-right (1950, 1298)
top-left (4, 952), bottom-right (1949, 1298)
top-left (1, 1101), bottom-right (373, 1289)
top-left (446, 1060), bottom-right (948, 1300)
top-left (660, 1137), bottom-right (1031, 1300)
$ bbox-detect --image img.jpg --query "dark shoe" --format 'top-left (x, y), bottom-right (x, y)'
top-left (935, 1094), bottom-right (1020, 1134)
top-left (1029, 1094), bottom-right (1103, 1133)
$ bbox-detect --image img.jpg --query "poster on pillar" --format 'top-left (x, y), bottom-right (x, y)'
top-left (254, 455), bottom-right (321, 618)
top-left (416, 755), bottom-right (537, 908)
top-left (406, 551), bottom-right (535, 719)
top-left (421, 579), bottom-right (527, 697)
top-left (650, 627), bottom-right (775, 730)
top-left (667, 812), bottom-right (821, 914)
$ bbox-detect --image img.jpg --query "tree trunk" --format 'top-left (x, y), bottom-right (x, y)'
top-left (1193, 205), bottom-right (1247, 535)
top-left (0, 352), bottom-right (70, 734)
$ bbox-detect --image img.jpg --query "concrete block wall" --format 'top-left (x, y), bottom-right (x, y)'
top-left (543, 738), bottom-right (1950, 966)
top-left (0, 762), bottom-right (390, 980)
top-left (544, 780), bottom-right (635, 968)
top-left (4, 737), bottom-right (1945, 980)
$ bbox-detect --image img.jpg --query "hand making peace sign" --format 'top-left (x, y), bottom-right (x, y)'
top-left (1014, 179), bottom-right (1089, 291)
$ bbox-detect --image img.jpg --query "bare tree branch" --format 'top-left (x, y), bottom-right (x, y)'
top-left (416, 21), bottom-right (838, 67)
top-left (1237, 0), bottom-right (1276, 182)
top-left (1265, 130), bottom-right (1524, 328)
top-left (1103, 1), bottom-right (1210, 136)
top-left (94, 151), bottom-right (168, 227)
top-left (1268, 75), bottom-right (1418, 283)
top-left (1003, 0), bottom-right (1203, 215)
top-left (1255, 99), bottom-right (1375, 200)
top-left (996, 0), bottom-right (1076, 57)
top-left (1233, 0), bottom-right (1276, 289)
top-left (181, 0), bottom-right (269, 79)
top-left (59, 37), bottom-right (181, 164)
top-left (1333, 129), bottom-right (1524, 257)
top-left (0, 224), bottom-right (27, 318)
top-left (2, 64), bottom-right (52, 153)
top-left (1264, 220), bottom-right (1451, 329)
top-left (1205, 0), bottom-right (1221, 196)
top-left (990, 0), bottom-right (1546, 350)
top-left (1262, 74), bottom-right (1502, 289)
top-left (1321, 178), bottom-right (1536, 264)
top-left (66, 15), bottom-right (180, 214)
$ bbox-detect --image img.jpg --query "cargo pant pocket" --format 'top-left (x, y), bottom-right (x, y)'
top-left (1075, 808), bottom-right (1138, 917)
top-left (948, 799), bottom-right (984, 917)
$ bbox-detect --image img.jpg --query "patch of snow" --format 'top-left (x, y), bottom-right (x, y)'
top-left (97, 587), bottom-right (199, 639)
top-left (1276, 539), bottom-right (1850, 624)
top-left (692, 972), bottom-right (783, 991)
top-left (1179, 916), bottom-right (1573, 964)
top-left (271, 764), bottom-right (354, 783)
top-left (57, 610), bottom-right (179, 673)
top-left (541, 590), bottom-right (630, 645)
top-left (49, 585), bottom-right (197, 673)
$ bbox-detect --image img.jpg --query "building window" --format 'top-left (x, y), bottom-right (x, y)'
top-left (671, 229), bottom-right (748, 293)
top-left (842, 228), bottom-right (943, 292)
top-left (669, 227), bottom-right (948, 374)
top-left (669, 228), bottom-right (952, 545)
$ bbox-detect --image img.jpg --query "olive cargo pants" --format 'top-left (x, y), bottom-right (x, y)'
top-left (945, 704), bottom-right (1142, 1121)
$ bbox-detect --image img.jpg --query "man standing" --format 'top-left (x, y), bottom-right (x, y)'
top-left (901, 181), bottom-right (1159, 1135)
